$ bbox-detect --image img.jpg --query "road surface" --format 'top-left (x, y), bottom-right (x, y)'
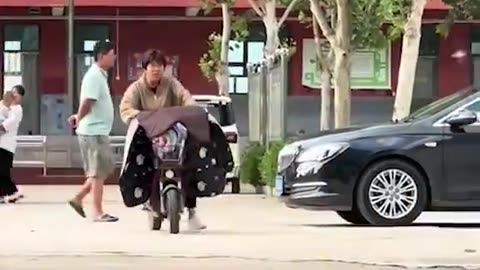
top-left (1, 185), bottom-right (480, 270)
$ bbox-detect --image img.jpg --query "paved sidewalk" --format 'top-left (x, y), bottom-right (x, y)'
top-left (1, 185), bottom-right (480, 269)
top-left (0, 256), bottom-right (452, 270)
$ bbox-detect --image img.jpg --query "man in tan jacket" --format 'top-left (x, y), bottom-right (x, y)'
top-left (119, 49), bottom-right (206, 231)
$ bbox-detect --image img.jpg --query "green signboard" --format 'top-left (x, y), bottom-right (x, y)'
top-left (302, 39), bottom-right (391, 90)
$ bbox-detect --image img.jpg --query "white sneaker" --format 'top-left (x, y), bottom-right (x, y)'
top-left (12, 192), bottom-right (24, 200)
top-left (2, 195), bottom-right (17, 204)
top-left (188, 209), bottom-right (207, 231)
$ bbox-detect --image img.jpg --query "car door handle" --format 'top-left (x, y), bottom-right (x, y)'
top-left (424, 142), bottom-right (438, 148)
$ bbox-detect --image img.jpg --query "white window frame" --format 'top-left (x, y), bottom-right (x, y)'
top-left (228, 40), bottom-right (265, 94)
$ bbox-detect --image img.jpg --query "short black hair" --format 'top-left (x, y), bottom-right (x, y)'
top-left (93, 40), bottom-right (115, 61)
top-left (142, 49), bottom-right (167, 69)
top-left (12, 85), bottom-right (25, 96)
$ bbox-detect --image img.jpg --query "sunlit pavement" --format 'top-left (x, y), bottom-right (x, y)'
top-left (1, 185), bottom-right (480, 270)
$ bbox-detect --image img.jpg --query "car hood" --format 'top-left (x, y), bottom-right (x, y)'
top-left (288, 122), bottom-right (413, 149)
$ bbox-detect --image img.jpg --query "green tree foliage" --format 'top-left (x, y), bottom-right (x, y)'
top-left (300, 0), bottom-right (407, 51)
top-left (376, 0), bottom-right (480, 39)
top-left (438, 0), bottom-right (480, 37)
top-left (198, 0), bottom-right (249, 81)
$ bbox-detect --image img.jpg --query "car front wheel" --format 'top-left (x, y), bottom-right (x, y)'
top-left (355, 159), bottom-right (428, 226)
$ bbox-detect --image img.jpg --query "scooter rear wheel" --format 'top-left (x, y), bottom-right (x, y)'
top-left (166, 189), bottom-right (181, 234)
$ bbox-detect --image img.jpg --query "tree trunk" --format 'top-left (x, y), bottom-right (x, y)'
top-left (333, 0), bottom-right (352, 128)
top-left (392, 0), bottom-right (427, 121)
top-left (312, 15), bottom-right (332, 131)
top-left (218, 3), bottom-right (231, 96)
top-left (263, 0), bottom-right (280, 57)
top-left (333, 47), bottom-right (351, 128)
top-left (215, 72), bottom-right (229, 97)
top-left (320, 69), bottom-right (332, 130)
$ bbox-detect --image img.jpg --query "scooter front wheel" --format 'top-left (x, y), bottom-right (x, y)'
top-left (166, 189), bottom-right (181, 234)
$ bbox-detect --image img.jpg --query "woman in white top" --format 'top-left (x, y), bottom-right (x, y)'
top-left (0, 91), bottom-right (13, 134)
top-left (0, 85), bottom-right (25, 203)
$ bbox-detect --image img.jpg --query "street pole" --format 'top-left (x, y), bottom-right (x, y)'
top-left (260, 63), bottom-right (268, 150)
top-left (67, 0), bottom-right (75, 167)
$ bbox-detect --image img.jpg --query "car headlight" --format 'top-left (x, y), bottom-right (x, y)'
top-left (278, 143), bottom-right (299, 158)
top-left (296, 142), bottom-right (349, 163)
top-left (277, 143), bottom-right (300, 172)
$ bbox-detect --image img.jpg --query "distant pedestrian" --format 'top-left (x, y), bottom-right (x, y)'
top-left (67, 40), bottom-right (118, 222)
top-left (0, 91), bottom-right (14, 135)
top-left (0, 85), bottom-right (25, 203)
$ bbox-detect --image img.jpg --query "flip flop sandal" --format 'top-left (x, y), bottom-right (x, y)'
top-left (68, 200), bottom-right (86, 218)
top-left (94, 214), bottom-right (119, 223)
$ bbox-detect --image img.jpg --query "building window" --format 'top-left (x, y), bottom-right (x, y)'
top-left (228, 40), bottom-right (264, 94)
top-left (75, 24), bottom-right (110, 65)
top-left (75, 24), bottom-right (110, 52)
top-left (411, 24), bottom-right (439, 111)
top-left (3, 24), bottom-right (40, 135)
top-left (471, 27), bottom-right (480, 86)
top-left (419, 24), bottom-right (439, 56)
top-left (3, 25), bottom-right (39, 90)
top-left (4, 24), bottom-right (39, 51)
top-left (3, 41), bottom-right (22, 74)
top-left (74, 24), bottom-right (111, 110)
top-left (227, 23), bottom-right (289, 94)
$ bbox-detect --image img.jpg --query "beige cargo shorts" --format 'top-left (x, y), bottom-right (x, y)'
top-left (78, 135), bottom-right (115, 180)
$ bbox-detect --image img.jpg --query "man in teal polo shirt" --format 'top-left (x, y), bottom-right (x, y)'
top-left (67, 40), bottom-right (118, 222)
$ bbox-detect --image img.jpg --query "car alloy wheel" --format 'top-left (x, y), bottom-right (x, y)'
top-left (356, 159), bottom-right (427, 226)
top-left (368, 169), bottom-right (418, 220)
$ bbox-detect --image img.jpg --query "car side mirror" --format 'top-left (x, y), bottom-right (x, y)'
top-left (446, 109), bottom-right (477, 127)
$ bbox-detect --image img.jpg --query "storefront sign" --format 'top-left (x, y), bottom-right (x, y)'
top-left (127, 52), bottom-right (179, 81)
top-left (302, 39), bottom-right (391, 89)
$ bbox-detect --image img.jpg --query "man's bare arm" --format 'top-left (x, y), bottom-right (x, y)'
top-left (77, 99), bottom-right (95, 121)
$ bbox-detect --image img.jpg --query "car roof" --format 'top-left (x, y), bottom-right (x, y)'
top-left (193, 95), bottom-right (232, 104)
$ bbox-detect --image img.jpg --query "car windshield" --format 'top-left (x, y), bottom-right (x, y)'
top-left (197, 102), bottom-right (235, 127)
top-left (402, 88), bottom-right (478, 122)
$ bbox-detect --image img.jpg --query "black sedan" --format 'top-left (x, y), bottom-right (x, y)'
top-left (276, 87), bottom-right (480, 226)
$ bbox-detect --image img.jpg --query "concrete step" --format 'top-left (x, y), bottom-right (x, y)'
top-left (12, 168), bottom-right (120, 185)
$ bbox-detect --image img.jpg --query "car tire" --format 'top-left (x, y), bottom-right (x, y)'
top-left (355, 159), bottom-right (427, 226)
top-left (336, 210), bottom-right (369, 225)
top-left (231, 177), bottom-right (240, 194)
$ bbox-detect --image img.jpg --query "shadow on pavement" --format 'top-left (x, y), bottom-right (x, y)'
top-left (298, 223), bottom-right (480, 229)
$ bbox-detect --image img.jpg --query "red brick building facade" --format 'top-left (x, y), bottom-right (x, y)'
top-left (0, 0), bottom-right (475, 136)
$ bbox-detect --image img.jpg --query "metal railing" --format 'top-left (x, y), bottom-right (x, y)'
top-left (13, 135), bottom-right (48, 176)
top-left (12, 135), bottom-right (127, 175)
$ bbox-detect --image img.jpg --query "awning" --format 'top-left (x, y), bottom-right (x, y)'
top-left (0, 0), bottom-right (449, 9)
top-left (0, 0), bottom-right (251, 7)
top-left (427, 0), bottom-right (450, 10)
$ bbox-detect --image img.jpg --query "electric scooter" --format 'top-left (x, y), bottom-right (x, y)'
top-left (146, 123), bottom-right (188, 234)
